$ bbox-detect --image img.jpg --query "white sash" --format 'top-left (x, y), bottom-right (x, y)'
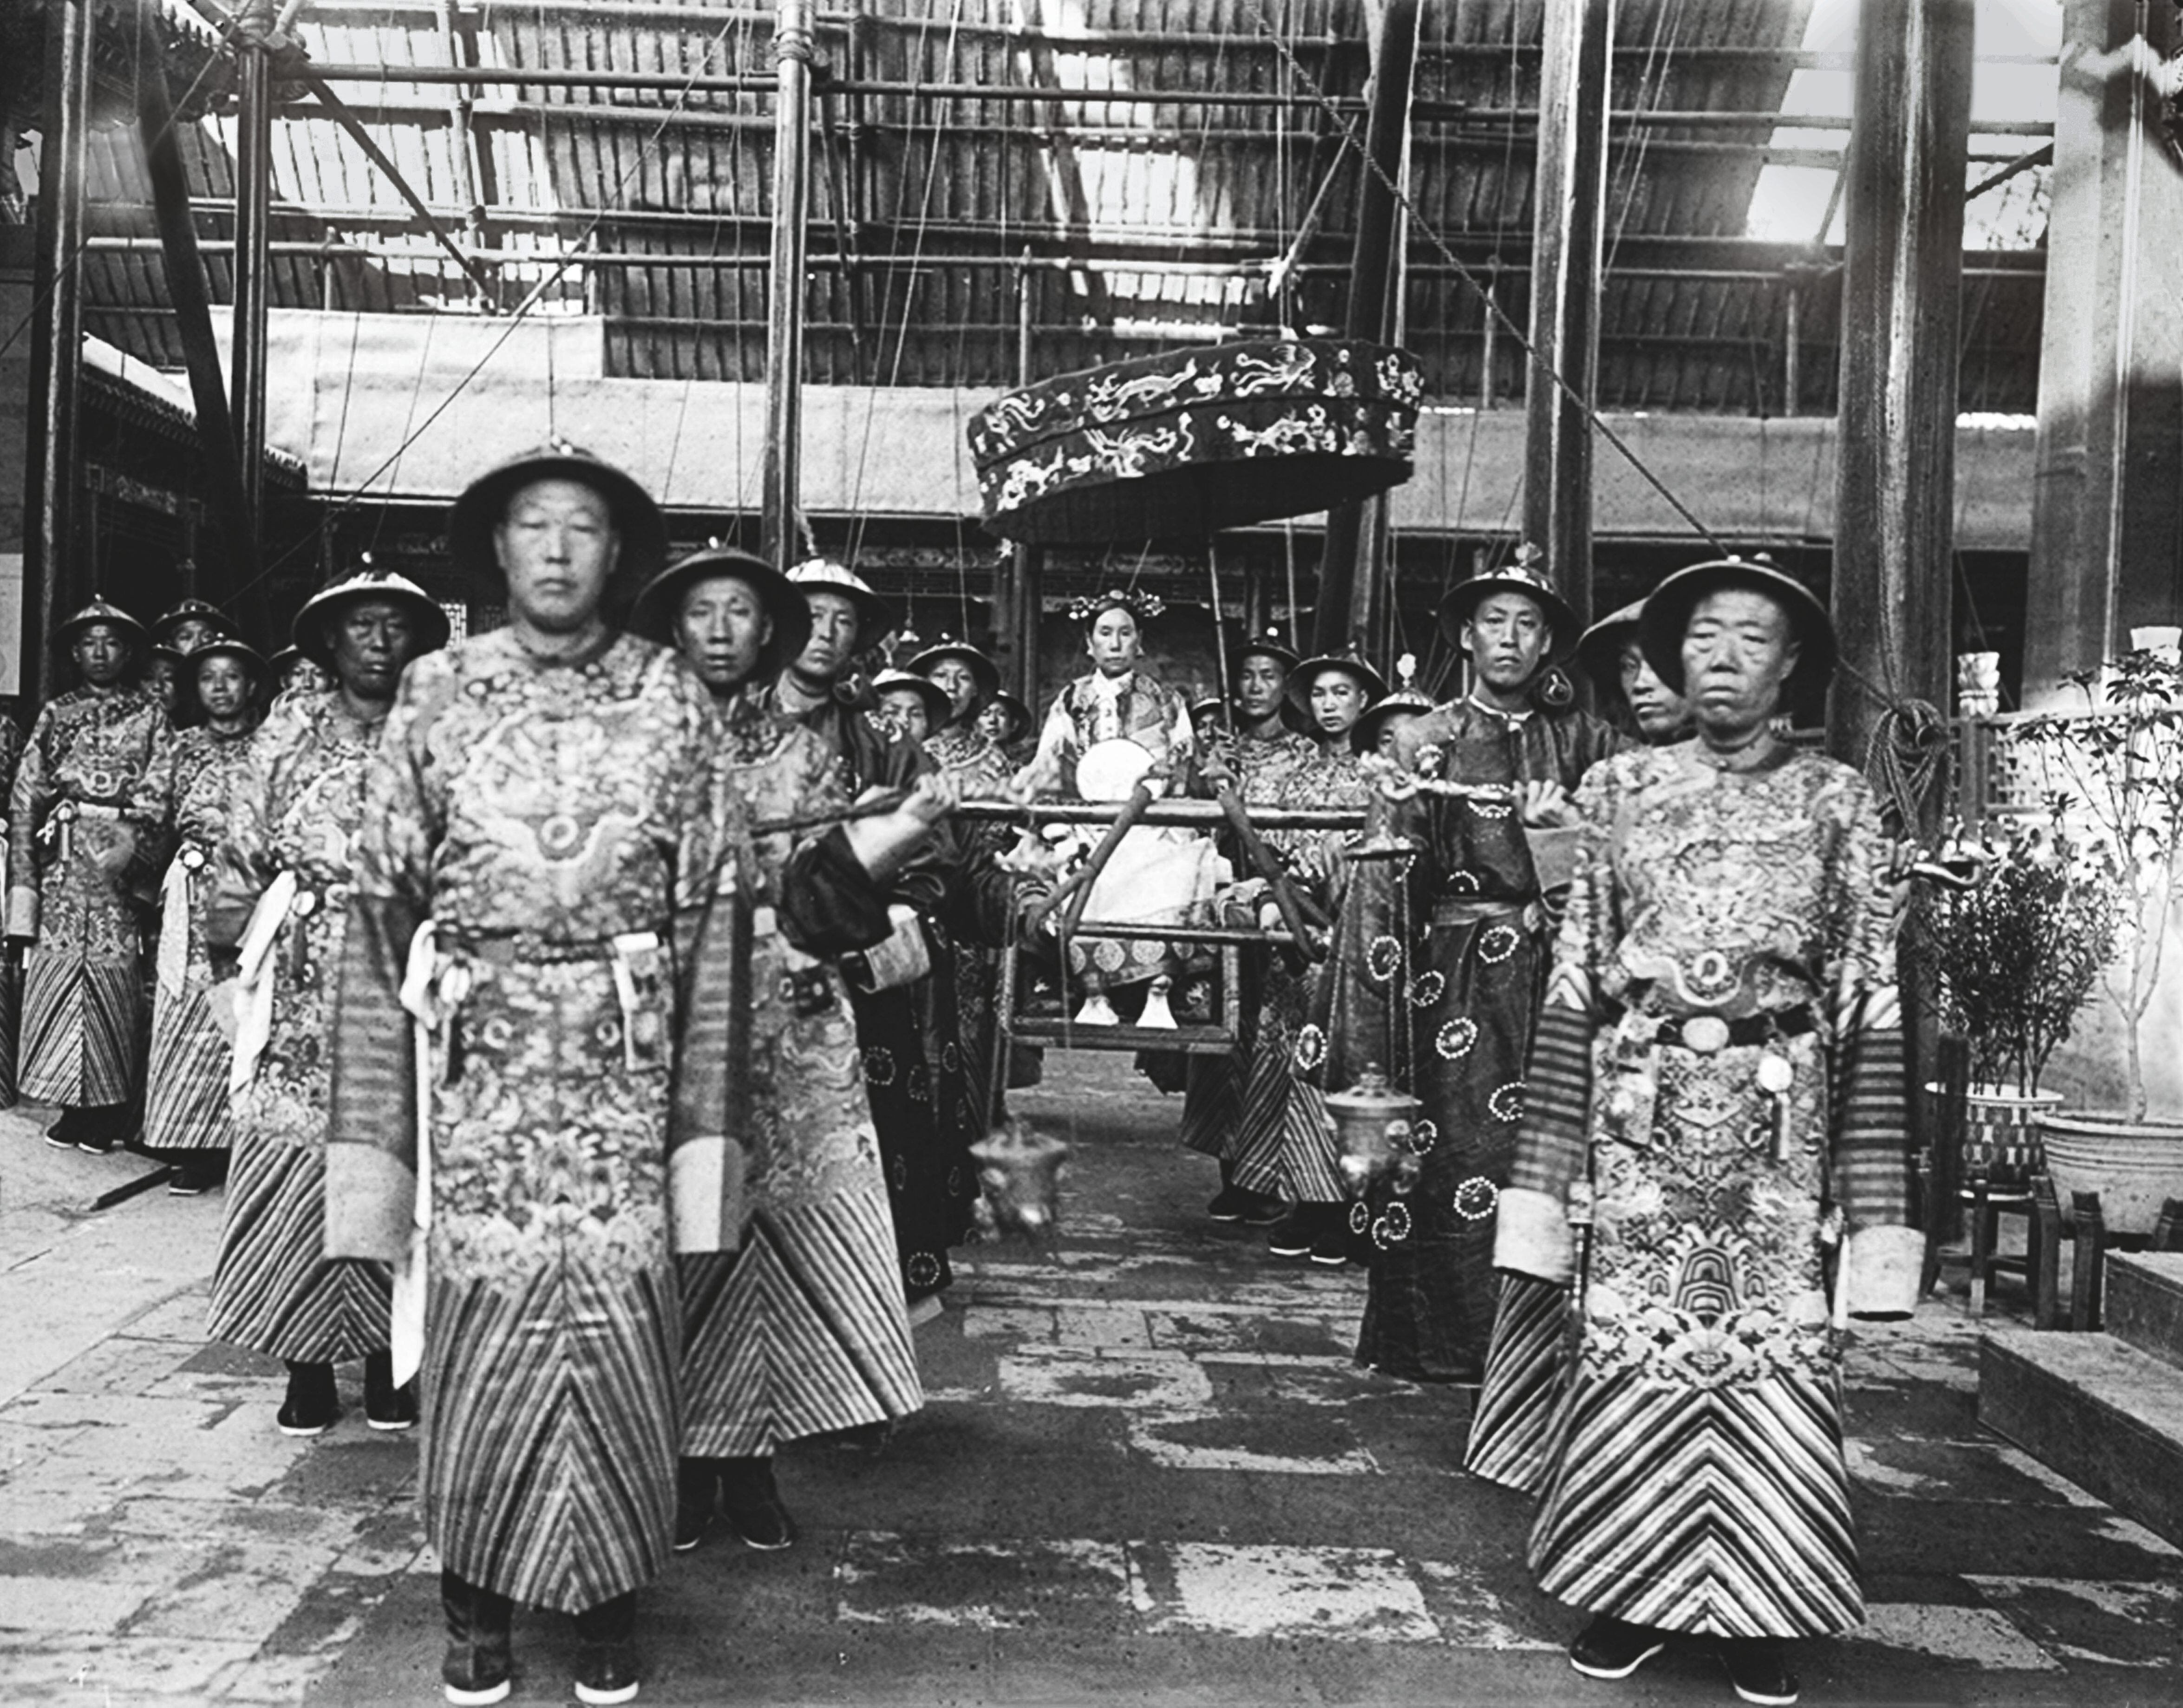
top-left (156, 858), bottom-right (193, 1001)
top-left (391, 920), bottom-right (458, 1387)
top-left (228, 870), bottom-right (299, 1094)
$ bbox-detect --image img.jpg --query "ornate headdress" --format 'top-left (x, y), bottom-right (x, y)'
top-left (1066, 587), bottom-right (1165, 625)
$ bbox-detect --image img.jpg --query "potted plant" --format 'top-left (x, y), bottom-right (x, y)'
top-left (2008, 646), bottom-right (2183, 1235)
top-left (1909, 818), bottom-right (2121, 1184)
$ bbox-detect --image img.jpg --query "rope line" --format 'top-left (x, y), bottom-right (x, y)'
top-left (225, 10), bottom-right (751, 603)
top-left (1249, 0), bottom-right (1729, 558)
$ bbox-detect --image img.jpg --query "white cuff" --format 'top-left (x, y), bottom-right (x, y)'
top-left (1492, 1186), bottom-right (1575, 1284)
top-left (669, 1136), bottom-right (746, 1255)
top-left (1845, 1224), bottom-right (1925, 1318)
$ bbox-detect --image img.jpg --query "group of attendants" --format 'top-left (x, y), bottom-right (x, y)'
top-left (3, 440), bottom-right (1920, 1708)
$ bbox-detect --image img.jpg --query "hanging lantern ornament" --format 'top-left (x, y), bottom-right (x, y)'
top-left (968, 339), bottom-right (1423, 545)
top-left (970, 1117), bottom-right (1072, 1240)
top-left (1326, 1063), bottom-right (1422, 1197)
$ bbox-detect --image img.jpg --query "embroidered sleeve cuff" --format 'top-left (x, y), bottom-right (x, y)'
top-left (1493, 1186), bottom-right (1575, 1285)
top-left (1845, 1224), bottom-right (1925, 1319)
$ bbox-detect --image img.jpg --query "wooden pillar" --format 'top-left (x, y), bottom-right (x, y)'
top-left (1311, 0), bottom-right (1419, 658)
top-left (1522, 0), bottom-right (1614, 632)
top-left (2022, 0), bottom-right (2183, 702)
top-left (761, 0), bottom-right (815, 572)
top-left (1829, 0), bottom-right (1972, 795)
top-left (20, 0), bottom-right (95, 706)
top-left (230, 1), bottom-right (279, 542)
top-left (135, 0), bottom-right (262, 628)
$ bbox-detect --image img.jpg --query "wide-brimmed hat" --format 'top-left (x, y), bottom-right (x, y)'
top-left (184, 637), bottom-right (270, 688)
top-left (629, 542), bottom-right (811, 678)
top-left (1287, 650), bottom-right (1388, 718)
top-left (57, 598), bottom-right (148, 650)
top-left (1352, 673), bottom-right (1435, 752)
top-left (1189, 692), bottom-right (1229, 731)
top-left (982, 690), bottom-right (1033, 743)
top-left (447, 440), bottom-right (668, 582)
top-left (787, 559), bottom-right (898, 644)
top-left (1434, 543), bottom-right (1579, 658)
top-left (908, 637), bottom-right (1000, 704)
top-left (1232, 626), bottom-right (1299, 677)
top-left (145, 643), bottom-right (187, 673)
top-left (1638, 555), bottom-right (1836, 694)
top-left (1575, 598), bottom-right (1648, 698)
top-left (869, 668), bottom-right (952, 730)
top-left (152, 598), bottom-right (231, 648)
top-left (292, 565), bottom-right (453, 670)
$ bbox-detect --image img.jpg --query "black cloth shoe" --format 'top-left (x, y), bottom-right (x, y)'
top-left (1265, 1208), bottom-right (1313, 1258)
top-left (1720, 1639), bottom-right (1799, 1706)
top-left (73, 1106), bottom-right (120, 1155)
top-left (45, 1108), bottom-right (82, 1149)
top-left (277, 1361), bottom-right (339, 1436)
top-left (673, 1458), bottom-right (714, 1552)
top-left (717, 1455), bottom-right (795, 1551)
top-left (440, 1568), bottom-right (513, 1706)
top-left (1308, 1209), bottom-right (1352, 1267)
top-left (572, 1592), bottom-right (640, 1705)
top-left (1206, 1182), bottom-right (1253, 1222)
top-left (1569, 1615), bottom-right (1667, 1680)
top-left (362, 1348), bottom-right (418, 1431)
top-left (166, 1157), bottom-right (215, 1195)
top-left (1236, 1188), bottom-right (1287, 1226)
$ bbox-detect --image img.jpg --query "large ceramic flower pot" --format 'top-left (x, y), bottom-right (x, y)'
top-left (2038, 1112), bottom-right (2183, 1236)
top-left (1931, 1084), bottom-right (2063, 1186)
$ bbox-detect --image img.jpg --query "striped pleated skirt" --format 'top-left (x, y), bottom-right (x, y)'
top-left (424, 1263), bottom-right (680, 1615)
top-left (1519, 1029), bottom-right (1862, 1636)
top-left (680, 1185), bottom-right (922, 1458)
top-left (144, 976), bottom-right (233, 1152)
top-left (1463, 1273), bottom-right (1572, 1492)
top-left (1527, 1369), bottom-right (1862, 1638)
top-left (209, 1129), bottom-right (391, 1362)
top-left (1232, 958), bottom-right (1346, 1203)
top-left (18, 949), bottom-right (140, 1108)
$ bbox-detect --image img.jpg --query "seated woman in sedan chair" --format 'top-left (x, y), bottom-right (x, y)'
top-left (1012, 588), bottom-right (1228, 1026)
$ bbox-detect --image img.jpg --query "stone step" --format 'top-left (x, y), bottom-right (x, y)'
top-left (1978, 1327), bottom-right (2183, 1548)
top-left (2104, 1251), bottom-right (2183, 1371)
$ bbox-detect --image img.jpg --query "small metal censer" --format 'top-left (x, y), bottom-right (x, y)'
top-left (970, 1117), bottom-right (1071, 1240)
top-left (1326, 1063), bottom-right (1421, 1197)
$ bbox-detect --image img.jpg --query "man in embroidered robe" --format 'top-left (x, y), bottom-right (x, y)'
top-left (1467, 556), bottom-right (1919, 1708)
top-left (140, 640), bottom-right (266, 1196)
top-left (1183, 630), bottom-right (1318, 1221)
top-left (8, 600), bottom-right (169, 1155)
top-left (629, 544), bottom-right (924, 1556)
top-left (765, 560), bottom-right (984, 1308)
top-left (207, 575), bottom-right (449, 1435)
top-left (325, 451), bottom-right (944, 1708)
top-left (1465, 590), bottom-right (1694, 1490)
top-left (1314, 550), bottom-right (1619, 1383)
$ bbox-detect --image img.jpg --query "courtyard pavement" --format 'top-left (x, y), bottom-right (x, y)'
top-left (1, 1054), bottom-right (2178, 1706)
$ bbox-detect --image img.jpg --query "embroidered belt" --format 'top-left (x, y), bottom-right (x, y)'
top-left (37, 799), bottom-right (126, 861)
top-left (442, 931), bottom-right (624, 966)
top-left (434, 927), bottom-right (673, 1072)
top-left (1430, 896), bottom-right (1543, 931)
top-left (1603, 997), bottom-right (1816, 1055)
